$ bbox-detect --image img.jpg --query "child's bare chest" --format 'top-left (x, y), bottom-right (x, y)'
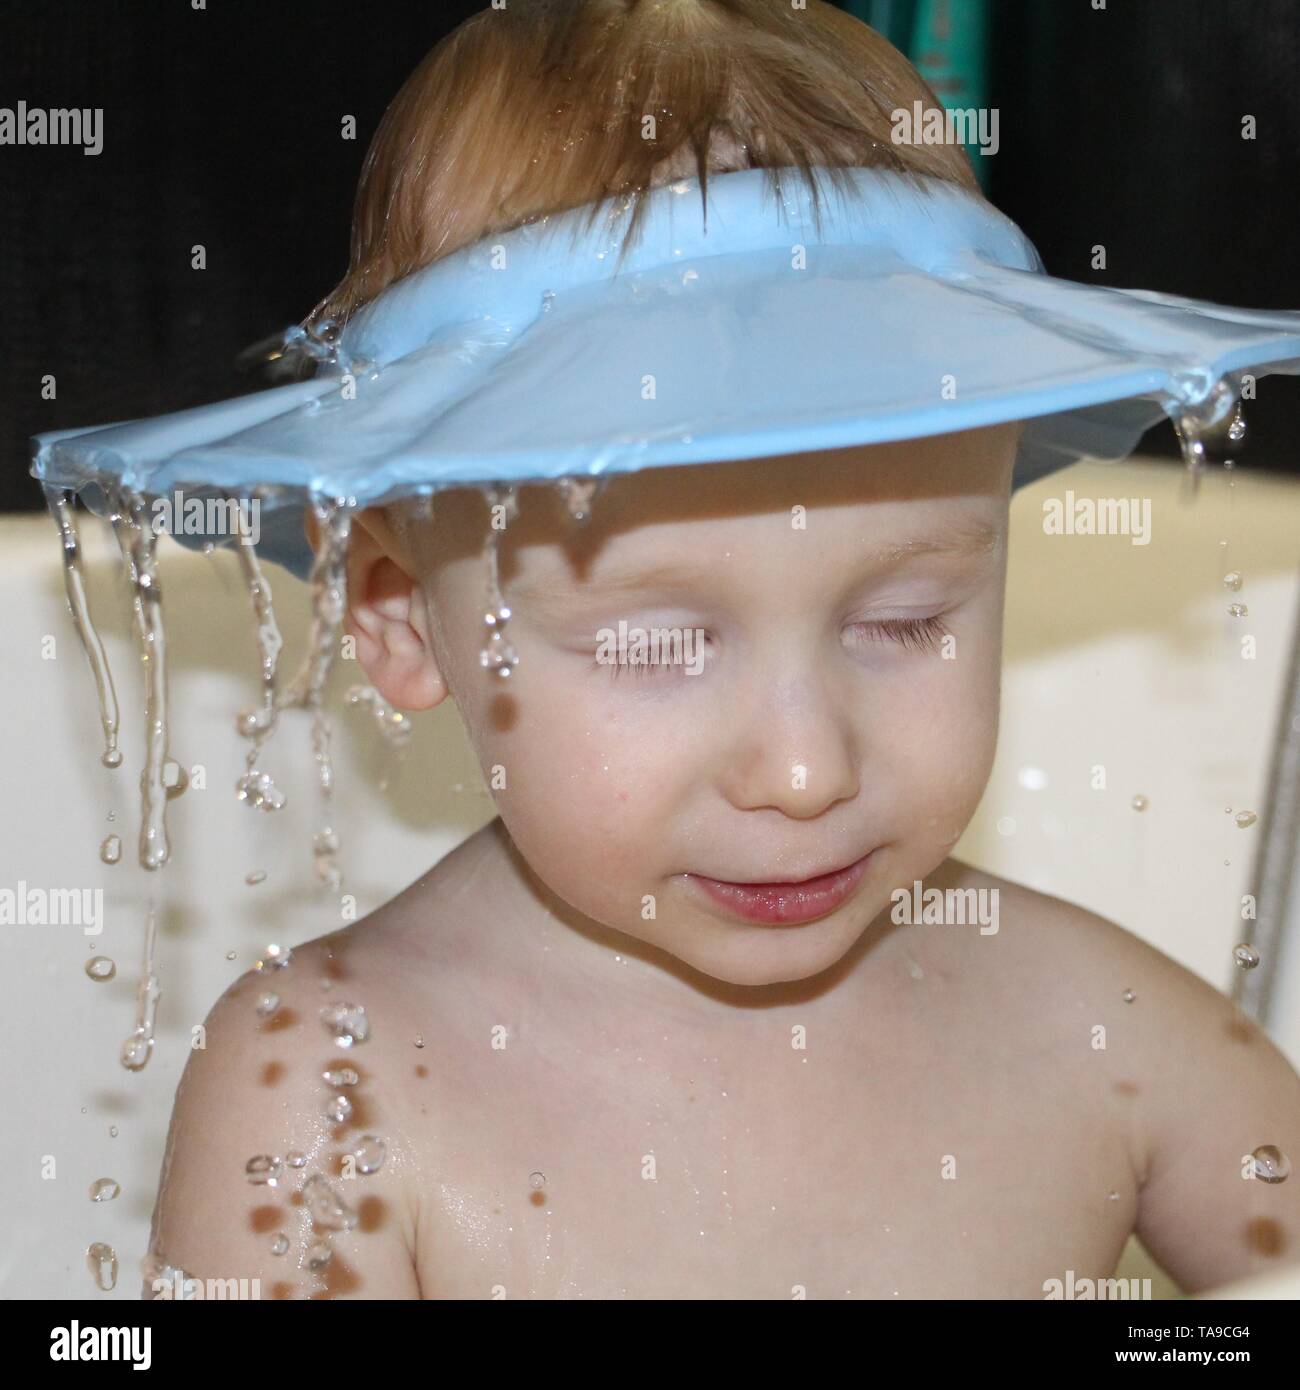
top-left (404, 1023), bottom-right (1136, 1299)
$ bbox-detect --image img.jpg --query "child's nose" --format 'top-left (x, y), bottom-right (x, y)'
top-left (718, 668), bottom-right (860, 819)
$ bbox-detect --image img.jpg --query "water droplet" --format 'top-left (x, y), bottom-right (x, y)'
top-left (325, 1094), bottom-right (353, 1124)
top-left (99, 834), bottom-right (122, 865)
top-left (1234, 944), bottom-right (1260, 970)
top-left (558, 475), bottom-right (608, 523)
top-left (312, 826), bottom-right (342, 888)
top-left (1223, 571), bottom-right (1243, 591)
top-left (110, 490), bottom-right (176, 871)
top-left (353, 1135), bottom-right (387, 1174)
top-left (89, 1177), bottom-right (120, 1202)
top-left (109, 1125), bottom-right (118, 1138)
top-left (1235, 811), bottom-right (1258, 829)
top-left (84, 956), bottom-right (116, 982)
top-left (225, 950), bottom-right (237, 961)
top-left (259, 943), bottom-right (292, 970)
top-left (1122, 989), bottom-right (1136, 1004)
top-left (255, 991), bottom-right (281, 1019)
top-left (45, 490), bottom-right (122, 774)
top-left (1228, 402), bottom-right (1248, 444)
top-left (346, 685), bottom-right (413, 749)
top-left (120, 1028), bottom-right (153, 1072)
top-left (236, 707), bottom-right (272, 738)
top-left (480, 603), bottom-right (518, 679)
top-left (306, 1238), bottom-right (333, 1270)
top-left (235, 769), bottom-right (286, 811)
top-left (270, 1233), bottom-right (289, 1256)
top-left (478, 486), bottom-right (520, 679)
top-left (301, 1173), bottom-right (358, 1231)
top-left (286, 1151), bottom-right (307, 1169)
top-left (1228, 603), bottom-right (1248, 618)
top-left (280, 501), bottom-right (353, 890)
top-left (245, 1154), bottom-right (283, 1186)
top-left (140, 1253), bottom-right (200, 1299)
top-left (245, 869), bottom-right (267, 886)
top-left (323, 1066), bottom-right (359, 1087)
top-left (414, 1034), bottom-right (425, 1049)
top-left (529, 1171), bottom-right (546, 1190)
top-left (1107, 1190), bottom-right (1120, 1201)
top-left (1131, 795), bottom-right (1149, 812)
top-left (86, 1242), bottom-right (118, 1292)
top-left (118, 905), bottom-right (160, 1072)
top-left (321, 1001), bottom-right (369, 1047)
top-left (1251, 1145), bottom-right (1291, 1183)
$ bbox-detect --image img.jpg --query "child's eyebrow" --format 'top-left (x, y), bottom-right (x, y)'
top-left (513, 561), bottom-right (715, 605)
top-left (876, 519), bottom-right (1002, 564)
top-left (514, 519), bottom-right (1001, 605)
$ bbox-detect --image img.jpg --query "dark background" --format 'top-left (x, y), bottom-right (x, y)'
top-left (2, 0), bottom-right (1297, 513)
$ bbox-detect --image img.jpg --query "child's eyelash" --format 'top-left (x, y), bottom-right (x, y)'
top-left (605, 659), bottom-right (676, 679)
top-left (847, 614), bottom-right (950, 652)
top-left (597, 650), bottom-right (701, 680)
top-left (591, 615), bottom-right (949, 678)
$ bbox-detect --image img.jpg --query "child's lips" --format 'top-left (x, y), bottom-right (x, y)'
top-left (684, 851), bottom-right (875, 926)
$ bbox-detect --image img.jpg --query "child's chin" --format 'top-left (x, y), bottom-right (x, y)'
top-left (662, 923), bottom-right (861, 989)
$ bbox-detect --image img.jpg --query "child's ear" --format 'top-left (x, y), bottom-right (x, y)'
top-left (320, 508), bottom-right (447, 712)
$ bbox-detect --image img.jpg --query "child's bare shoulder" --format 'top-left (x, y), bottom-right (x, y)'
top-left (943, 860), bottom-right (1300, 1292)
top-left (944, 857), bottom-right (1234, 1018)
top-left (928, 857), bottom-right (1284, 1119)
top-left (150, 929), bottom-right (425, 1298)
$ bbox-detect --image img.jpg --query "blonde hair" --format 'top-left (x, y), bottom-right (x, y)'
top-left (309, 0), bottom-right (983, 328)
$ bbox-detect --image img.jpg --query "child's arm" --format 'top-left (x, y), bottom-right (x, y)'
top-left (146, 944), bottom-right (421, 1299)
top-left (1121, 933), bottom-right (1300, 1294)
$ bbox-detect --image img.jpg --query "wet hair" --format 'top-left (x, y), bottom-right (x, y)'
top-left (308, 0), bottom-right (983, 328)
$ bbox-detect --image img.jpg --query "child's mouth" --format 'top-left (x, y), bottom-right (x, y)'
top-left (684, 851), bottom-right (875, 926)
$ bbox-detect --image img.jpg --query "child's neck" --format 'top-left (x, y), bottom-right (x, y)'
top-left (461, 815), bottom-right (900, 1028)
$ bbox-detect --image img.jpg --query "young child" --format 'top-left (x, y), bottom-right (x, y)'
top-left (145, 0), bottom-right (1300, 1298)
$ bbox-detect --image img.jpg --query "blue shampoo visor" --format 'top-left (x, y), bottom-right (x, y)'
top-left (31, 166), bottom-right (1300, 579)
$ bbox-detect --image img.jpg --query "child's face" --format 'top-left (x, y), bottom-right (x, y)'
top-left (353, 425), bottom-right (1019, 987)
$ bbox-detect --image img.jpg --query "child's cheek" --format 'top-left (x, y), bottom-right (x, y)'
top-left (906, 677), bottom-right (1000, 827)
top-left (526, 722), bottom-right (646, 822)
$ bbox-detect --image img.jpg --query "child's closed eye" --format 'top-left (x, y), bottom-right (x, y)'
top-left (845, 614), bottom-right (950, 653)
top-left (588, 614), bottom-right (950, 679)
top-left (594, 633), bottom-right (713, 680)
